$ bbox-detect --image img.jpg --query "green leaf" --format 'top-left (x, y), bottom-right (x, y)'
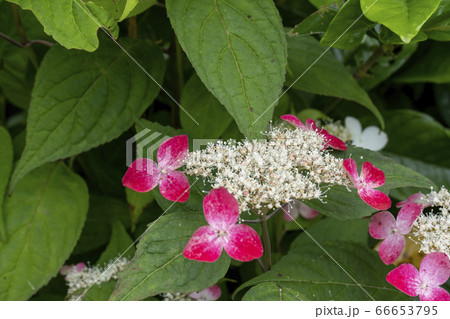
top-left (304, 145), bottom-right (434, 219)
top-left (290, 9), bottom-right (336, 37)
top-left (290, 218), bottom-right (369, 250)
top-left (422, 0), bottom-right (450, 41)
top-left (361, 0), bottom-right (440, 43)
top-left (111, 211), bottom-right (231, 300)
top-left (236, 241), bottom-right (408, 301)
top-left (0, 127), bottom-right (13, 240)
top-left (92, 0), bottom-right (157, 21)
top-left (125, 188), bottom-right (154, 230)
top-left (309, 0), bottom-right (338, 9)
top-left (0, 163), bottom-right (88, 300)
top-left (321, 0), bottom-right (376, 49)
top-left (97, 219), bottom-right (135, 266)
top-left (73, 195), bottom-right (130, 255)
top-left (11, 37), bottom-right (165, 188)
top-left (180, 74), bottom-right (233, 139)
top-left (394, 42), bottom-right (450, 84)
top-left (166, 0), bottom-right (287, 139)
top-left (383, 110), bottom-right (450, 168)
top-left (7, 0), bottom-right (118, 51)
top-left (243, 282), bottom-right (303, 301)
top-left (83, 280), bottom-right (116, 301)
top-left (379, 26), bottom-right (428, 44)
top-left (286, 35), bottom-right (384, 128)
top-left (359, 44), bottom-right (418, 90)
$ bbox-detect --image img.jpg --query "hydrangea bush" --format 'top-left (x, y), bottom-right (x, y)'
top-left (0, 0), bottom-right (449, 301)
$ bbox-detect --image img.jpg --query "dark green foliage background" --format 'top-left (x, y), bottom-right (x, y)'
top-left (0, 0), bottom-right (448, 301)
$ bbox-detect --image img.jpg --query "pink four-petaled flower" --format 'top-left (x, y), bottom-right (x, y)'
top-left (283, 200), bottom-right (319, 221)
top-left (386, 252), bottom-right (450, 301)
top-left (281, 114), bottom-right (347, 151)
top-left (369, 203), bottom-right (422, 264)
top-left (122, 135), bottom-right (190, 202)
top-left (183, 187), bottom-right (263, 262)
top-left (343, 158), bottom-right (391, 210)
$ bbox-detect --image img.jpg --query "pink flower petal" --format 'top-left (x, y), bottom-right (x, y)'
top-left (420, 286), bottom-right (450, 301)
top-left (280, 114), bottom-right (306, 129)
top-left (343, 158), bottom-right (359, 187)
top-left (223, 224), bottom-right (263, 262)
top-left (306, 119), bottom-right (321, 132)
top-left (396, 192), bottom-right (423, 208)
top-left (122, 158), bottom-right (161, 192)
top-left (386, 263), bottom-right (421, 297)
top-left (159, 171), bottom-right (190, 202)
top-left (358, 188), bottom-right (392, 210)
top-left (298, 202), bottom-right (320, 219)
top-left (189, 285), bottom-right (222, 301)
top-left (419, 252), bottom-right (450, 286)
top-left (75, 262), bottom-right (86, 272)
top-left (183, 226), bottom-right (223, 262)
top-left (360, 162), bottom-right (385, 188)
top-left (203, 187), bottom-right (240, 230)
top-left (324, 133), bottom-right (347, 151)
top-left (369, 211), bottom-right (396, 239)
top-left (379, 233), bottom-right (405, 265)
top-left (157, 135), bottom-right (189, 171)
top-left (396, 203), bottom-right (422, 234)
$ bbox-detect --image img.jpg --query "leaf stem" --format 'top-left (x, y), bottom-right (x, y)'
top-left (260, 213), bottom-right (272, 270)
top-left (10, 4), bottom-right (40, 69)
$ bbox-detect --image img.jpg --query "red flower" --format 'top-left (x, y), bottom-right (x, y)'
top-left (343, 158), bottom-right (391, 210)
top-left (183, 187), bottom-right (263, 262)
top-left (369, 204), bottom-right (421, 264)
top-left (387, 252), bottom-right (450, 301)
top-left (122, 135), bottom-right (190, 202)
top-left (281, 114), bottom-right (347, 151)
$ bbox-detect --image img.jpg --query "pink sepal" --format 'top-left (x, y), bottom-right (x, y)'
top-left (223, 224), bottom-right (263, 262)
top-left (122, 158), bottom-right (161, 192)
top-left (157, 135), bottom-right (189, 171)
top-left (183, 226), bottom-right (223, 263)
top-left (159, 171), bottom-right (190, 202)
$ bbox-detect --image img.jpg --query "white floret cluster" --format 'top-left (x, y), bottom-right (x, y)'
top-left (413, 187), bottom-right (450, 257)
top-left (64, 258), bottom-right (129, 300)
top-left (184, 127), bottom-right (349, 213)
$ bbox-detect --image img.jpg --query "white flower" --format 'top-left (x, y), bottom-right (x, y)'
top-left (345, 116), bottom-right (388, 151)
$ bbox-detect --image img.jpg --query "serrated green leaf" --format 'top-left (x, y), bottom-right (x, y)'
top-left (7, 0), bottom-right (118, 51)
top-left (304, 145), bottom-right (434, 219)
top-left (422, 0), bottom-right (450, 41)
top-left (111, 211), bottom-right (231, 300)
top-left (361, 0), bottom-right (440, 43)
top-left (180, 74), bottom-right (233, 139)
top-left (97, 219), bottom-right (135, 266)
top-left (11, 36), bottom-right (165, 189)
top-left (166, 0), bottom-right (287, 139)
top-left (0, 163), bottom-right (88, 300)
top-left (236, 241), bottom-right (409, 301)
top-left (286, 35), bottom-right (384, 128)
top-left (0, 127), bottom-right (13, 240)
top-left (394, 42), bottom-right (450, 84)
top-left (321, 0), bottom-right (376, 49)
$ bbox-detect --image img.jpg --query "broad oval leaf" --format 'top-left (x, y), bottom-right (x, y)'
top-left (236, 241), bottom-right (409, 301)
top-left (8, 0), bottom-right (118, 51)
top-left (11, 37), bottom-right (165, 188)
top-left (286, 35), bottom-right (384, 128)
top-left (0, 163), bottom-right (88, 300)
top-left (166, 0), bottom-right (287, 139)
top-left (361, 0), bottom-right (440, 43)
top-left (111, 211), bottom-right (231, 300)
top-left (321, 0), bottom-right (376, 49)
